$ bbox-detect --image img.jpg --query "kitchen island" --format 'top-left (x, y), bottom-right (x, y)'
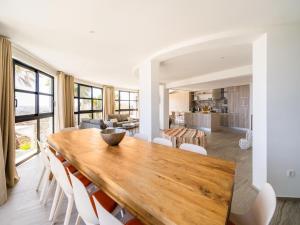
top-left (184, 112), bottom-right (221, 132)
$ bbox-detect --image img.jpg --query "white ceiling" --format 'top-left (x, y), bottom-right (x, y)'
top-left (0, 0), bottom-right (299, 88)
top-left (173, 75), bottom-right (252, 91)
top-left (159, 44), bottom-right (252, 83)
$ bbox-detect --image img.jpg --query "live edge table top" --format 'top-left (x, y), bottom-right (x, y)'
top-left (48, 128), bottom-right (235, 225)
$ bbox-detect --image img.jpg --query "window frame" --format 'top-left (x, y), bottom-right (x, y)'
top-left (14, 59), bottom-right (55, 165)
top-left (115, 90), bottom-right (139, 116)
top-left (74, 83), bottom-right (103, 125)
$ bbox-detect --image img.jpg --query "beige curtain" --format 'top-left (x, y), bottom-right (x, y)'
top-left (57, 72), bottom-right (74, 129)
top-left (103, 86), bottom-right (115, 120)
top-left (0, 37), bottom-right (19, 205)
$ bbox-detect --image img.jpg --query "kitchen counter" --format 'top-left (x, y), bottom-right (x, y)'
top-left (184, 112), bottom-right (221, 132)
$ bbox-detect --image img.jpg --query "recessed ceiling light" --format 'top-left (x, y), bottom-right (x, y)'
top-left (89, 30), bottom-right (95, 34)
top-left (220, 57), bottom-right (225, 59)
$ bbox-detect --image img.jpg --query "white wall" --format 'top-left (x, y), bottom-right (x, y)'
top-left (252, 24), bottom-right (300, 197)
top-left (266, 24), bottom-right (300, 197)
top-left (169, 91), bottom-right (189, 113)
top-left (252, 34), bottom-right (267, 190)
top-left (159, 84), bottom-right (169, 130)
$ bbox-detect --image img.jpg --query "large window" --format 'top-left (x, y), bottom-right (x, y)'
top-left (74, 83), bottom-right (103, 125)
top-left (115, 90), bottom-right (139, 118)
top-left (14, 60), bottom-right (54, 164)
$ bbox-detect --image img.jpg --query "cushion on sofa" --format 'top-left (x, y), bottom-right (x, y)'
top-left (108, 114), bottom-right (121, 122)
top-left (120, 114), bottom-right (130, 122)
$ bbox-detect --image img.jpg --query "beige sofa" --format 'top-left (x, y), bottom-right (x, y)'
top-left (108, 114), bottom-right (139, 127)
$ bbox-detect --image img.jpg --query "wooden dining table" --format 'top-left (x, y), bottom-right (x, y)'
top-left (47, 128), bottom-right (235, 225)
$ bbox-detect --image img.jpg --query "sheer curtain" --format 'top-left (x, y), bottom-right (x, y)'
top-left (0, 37), bottom-right (19, 205)
top-left (103, 86), bottom-right (115, 120)
top-left (57, 72), bottom-right (75, 129)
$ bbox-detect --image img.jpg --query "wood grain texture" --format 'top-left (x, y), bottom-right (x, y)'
top-left (48, 128), bottom-right (235, 225)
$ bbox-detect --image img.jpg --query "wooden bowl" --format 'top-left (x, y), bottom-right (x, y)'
top-left (100, 128), bottom-right (126, 146)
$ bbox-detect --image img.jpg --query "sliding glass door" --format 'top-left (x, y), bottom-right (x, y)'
top-left (14, 60), bottom-right (54, 164)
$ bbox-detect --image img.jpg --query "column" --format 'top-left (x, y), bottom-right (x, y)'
top-left (159, 84), bottom-right (169, 130)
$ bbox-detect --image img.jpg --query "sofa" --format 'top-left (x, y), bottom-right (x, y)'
top-left (79, 119), bottom-right (108, 129)
top-left (107, 114), bottom-right (139, 127)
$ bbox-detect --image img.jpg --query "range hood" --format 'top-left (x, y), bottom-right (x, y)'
top-left (212, 88), bottom-right (225, 100)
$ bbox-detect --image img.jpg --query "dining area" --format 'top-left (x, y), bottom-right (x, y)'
top-left (29, 127), bottom-right (276, 225)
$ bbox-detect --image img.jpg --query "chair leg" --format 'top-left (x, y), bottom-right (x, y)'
top-left (39, 169), bottom-right (50, 202)
top-left (36, 166), bottom-right (45, 192)
top-left (49, 183), bottom-right (61, 221)
top-left (63, 196), bottom-right (74, 225)
top-left (43, 177), bottom-right (56, 205)
top-left (75, 215), bottom-right (81, 225)
top-left (51, 191), bottom-right (64, 225)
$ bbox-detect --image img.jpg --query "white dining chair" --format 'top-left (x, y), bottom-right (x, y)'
top-left (94, 196), bottom-right (143, 225)
top-left (179, 143), bottom-right (207, 155)
top-left (69, 171), bottom-right (117, 225)
top-left (134, 133), bottom-right (148, 141)
top-left (239, 129), bottom-right (252, 150)
top-left (47, 149), bottom-right (91, 225)
top-left (229, 183), bottom-right (276, 225)
top-left (36, 140), bottom-right (52, 202)
top-left (152, 137), bottom-right (172, 147)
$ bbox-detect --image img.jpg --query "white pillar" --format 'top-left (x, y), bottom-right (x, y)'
top-left (252, 34), bottom-right (267, 190)
top-left (138, 60), bottom-right (160, 141)
top-left (159, 84), bottom-right (169, 130)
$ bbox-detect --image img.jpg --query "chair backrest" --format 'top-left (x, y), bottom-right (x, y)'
top-left (134, 133), bottom-right (148, 141)
top-left (37, 140), bottom-right (50, 169)
top-left (248, 183), bottom-right (276, 225)
top-left (47, 150), bottom-right (73, 196)
top-left (69, 172), bottom-right (98, 225)
top-left (93, 196), bottom-right (122, 225)
top-left (179, 143), bottom-right (207, 155)
top-left (153, 137), bottom-right (173, 147)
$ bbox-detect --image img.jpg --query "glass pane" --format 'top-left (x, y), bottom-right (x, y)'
top-left (74, 83), bottom-right (78, 97)
top-left (130, 101), bottom-right (137, 109)
top-left (93, 112), bottom-right (102, 119)
top-left (15, 64), bottom-right (36, 91)
top-left (80, 85), bottom-right (91, 98)
top-left (39, 95), bottom-right (53, 113)
top-left (39, 73), bottom-right (52, 94)
top-left (130, 92), bottom-right (138, 101)
top-left (114, 91), bottom-right (119, 100)
top-left (120, 111), bottom-right (129, 115)
top-left (120, 100), bottom-right (129, 109)
top-left (74, 114), bottom-right (79, 126)
top-left (130, 110), bottom-right (138, 118)
top-left (40, 117), bottom-right (53, 142)
top-left (80, 99), bottom-right (92, 110)
top-left (74, 98), bottom-right (78, 112)
top-left (15, 120), bottom-right (37, 164)
top-left (15, 92), bottom-right (36, 116)
top-left (120, 91), bottom-right (129, 100)
top-left (114, 101), bottom-right (119, 110)
top-left (93, 88), bottom-right (102, 99)
top-left (93, 100), bottom-right (102, 110)
top-left (80, 113), bottom-right (92, 122)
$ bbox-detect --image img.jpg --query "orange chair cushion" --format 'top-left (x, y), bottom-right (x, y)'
top-left (90, 190), bottom-right (117, 215)
top-left (126, 218), bottom-right (143, 225)
top-left (56, 154), bottom-right (66, 162)
top-left (75, 172), bottom-right (92, 187)
top-left (63, 162), bottom-right (77, 174)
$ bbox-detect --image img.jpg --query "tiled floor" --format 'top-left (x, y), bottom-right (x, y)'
top-left (0, 128), bottom-right (299, 225)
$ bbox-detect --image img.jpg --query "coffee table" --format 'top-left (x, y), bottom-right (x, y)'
top-left (120, 122), bottom-right (139, 136)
